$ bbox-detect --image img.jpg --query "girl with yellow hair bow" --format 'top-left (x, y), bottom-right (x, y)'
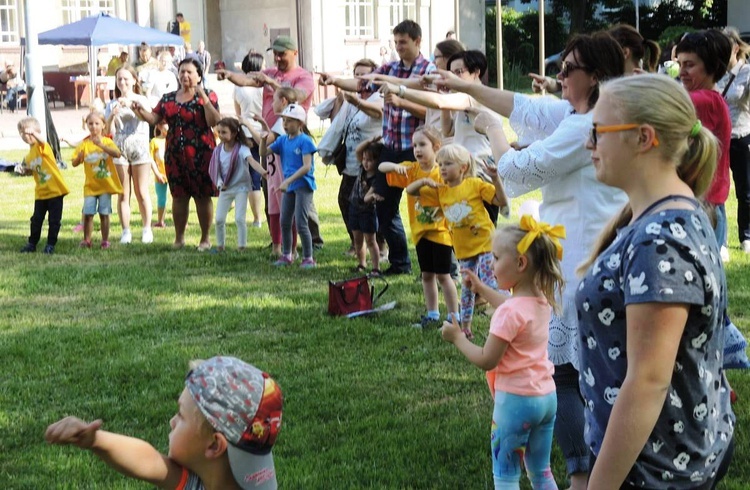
top-left (442, 214), bottom-right (565, 489)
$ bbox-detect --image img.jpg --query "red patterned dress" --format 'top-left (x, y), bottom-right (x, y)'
top-left (153, 90), bottom-right (220, 198)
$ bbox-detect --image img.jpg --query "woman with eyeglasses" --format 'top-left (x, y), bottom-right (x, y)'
top-left (578, 73), bottom-right (734, 490)
top-left (675, 30), bottom-right (733, 262)
top-left (435, 31), bottom-right (627, 490)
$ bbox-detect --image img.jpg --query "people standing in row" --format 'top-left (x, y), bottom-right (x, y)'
top-left (320, 20), bottom-right (436, 275)
top-left (439, 32), bottom-right (627, 489)
top-left (220, 35), bottom-right (324, 249)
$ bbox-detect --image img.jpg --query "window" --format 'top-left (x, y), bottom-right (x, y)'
top-left (0, 0), bottom-right (18, 44)
top-left (386, 0), bottom-right (416, 33)
top-left (61, 0), bottom-right (115, 24)
top-left (344, 0), bottom-right (374, 39)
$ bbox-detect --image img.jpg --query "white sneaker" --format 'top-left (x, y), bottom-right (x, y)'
top-left (142, 227), bottom-right (153, 244)
top-left (742, 240), bottom-right (750, 254)
top-left (720, 245), bottom-right (730, 263)
top-left (120, 228), bottom-right (132, 244)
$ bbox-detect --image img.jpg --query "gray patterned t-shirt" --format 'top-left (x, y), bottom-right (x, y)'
top-left (576, 202), bottom-right (734, 488)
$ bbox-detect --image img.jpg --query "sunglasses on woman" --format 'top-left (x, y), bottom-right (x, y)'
top-left (560, 61), bottom-right (591, 79)
top-left (589, 123), bottom-right (660, 147)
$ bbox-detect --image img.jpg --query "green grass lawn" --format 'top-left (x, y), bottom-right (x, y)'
top-left (0, 146), bottom-right (748, 489)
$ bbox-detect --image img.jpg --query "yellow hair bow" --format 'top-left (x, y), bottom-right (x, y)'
top-left (517, 215), bottom-right (566, 260)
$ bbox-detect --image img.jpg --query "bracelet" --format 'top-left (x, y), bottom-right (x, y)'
top-left (398, 85), bottom-right (406, 97)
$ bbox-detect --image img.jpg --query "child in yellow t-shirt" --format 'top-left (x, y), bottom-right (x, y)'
top-left (18, 117), bottom-right (70, 254)
top-left (378, 128), bottom-right (459, 329)
top-left (409, 143), bottom-right (509, 339)
top-left (149, 120), bottom-right (169, 228)
top-left (72, 111), bottom-right (123, 249)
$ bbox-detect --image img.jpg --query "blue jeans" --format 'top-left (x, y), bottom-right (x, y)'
top-left (713, 203), bottom-right (727, 247)
top-left (492, 390), bottom-right (558, 490)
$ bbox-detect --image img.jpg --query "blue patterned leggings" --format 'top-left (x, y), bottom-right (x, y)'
top-left (492, 390), bottom-right (558, 490)
top-left (459, 252), bottom-right (497, 325)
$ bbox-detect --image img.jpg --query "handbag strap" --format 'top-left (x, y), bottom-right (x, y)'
top-left (367, 273), bottom-right (389, 305)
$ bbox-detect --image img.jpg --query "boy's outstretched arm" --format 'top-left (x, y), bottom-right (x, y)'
top-left (45, 416), bottom-right (182, 490)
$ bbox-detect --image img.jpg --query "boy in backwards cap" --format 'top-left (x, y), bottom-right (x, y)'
top-left (45, 356), bottom-right (283, 489)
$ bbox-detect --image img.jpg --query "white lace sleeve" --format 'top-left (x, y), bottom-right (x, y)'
top-left (509, 93), bottom-right (572, 144)
top-left (497, 113), bottom-right (591, 197)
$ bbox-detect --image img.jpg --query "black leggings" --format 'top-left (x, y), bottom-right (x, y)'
top-left (28, 196), bottom-right (64, 246)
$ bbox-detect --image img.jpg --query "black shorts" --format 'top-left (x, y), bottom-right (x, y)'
top-left (349, 206), bottom-right (378, 234)
top-left (416, 238), bottom-right (453, 274)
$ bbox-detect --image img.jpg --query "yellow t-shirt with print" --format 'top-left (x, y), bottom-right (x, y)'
top-left (386, 161), bottom-right (451, 247)
top-left (423, 177), bottom-right (496, 259)
top-left (23, 142), bottom-right (70, 200)
top-left (74, 138), bottom-right (123, 197)
top-left (150, 137), bottom-right (166, 175)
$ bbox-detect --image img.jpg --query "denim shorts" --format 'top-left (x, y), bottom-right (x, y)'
top-left (83, 194), bottom-right (112, 215)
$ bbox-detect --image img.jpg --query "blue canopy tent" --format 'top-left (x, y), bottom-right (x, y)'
top-left (38, 13), bottom-right (183, 106)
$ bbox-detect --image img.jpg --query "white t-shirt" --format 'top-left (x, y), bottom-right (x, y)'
top-left (234, 85), bottom-right (264, 132)
top-left (343, 92), bottom-right (383, 176)
top-left (218, 143), bottom-right (253, 192)
top-left (147, 69), bottom-right (178, 105)
top-left (451, 95), bottom-right (491, 160)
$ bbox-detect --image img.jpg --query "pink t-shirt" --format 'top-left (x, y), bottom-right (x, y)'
top-left (261, 66), bottom-right (314, 128)
top-left (486, 296), bottom-right (555, 397)
top-left (690, 89), bottom-right (731, 205)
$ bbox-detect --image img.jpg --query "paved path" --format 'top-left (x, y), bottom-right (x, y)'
top-left (0, 74), bottom-right (324, 152)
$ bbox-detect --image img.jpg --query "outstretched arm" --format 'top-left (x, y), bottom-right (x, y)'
top-left (45, 417), bottom-right (182, 489)
top-left (317, 72), bottom-right (360, 92)
top-left (434, 69), bottom-right (515, 118)
top-left (380, 82), bottom-right (471, 111)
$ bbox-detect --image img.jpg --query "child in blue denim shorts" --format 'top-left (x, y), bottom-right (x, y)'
top-left (72, 111), bottom-right (123, 249)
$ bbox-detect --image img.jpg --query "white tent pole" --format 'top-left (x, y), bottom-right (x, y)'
top-left (24, 1), bottom-right (46, 138)
top-left (539, 0), bottom-right (545, 78)
top-left (89, 45), bottom-right (97, 107)
top-left (496, 3), bottom-right (503, 90)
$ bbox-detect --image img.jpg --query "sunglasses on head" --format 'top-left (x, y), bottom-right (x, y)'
top-left (589, 123), bottom-right (660, 147)
top-left (560, 61), bottom-right (591, 79)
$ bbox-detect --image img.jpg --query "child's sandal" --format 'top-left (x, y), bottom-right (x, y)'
top-left (353, 264), bottom-right (367, 273)
top-left (370, 268), bottom-right (382, 277)
top-left (462, 328), bottom-right (475, 341)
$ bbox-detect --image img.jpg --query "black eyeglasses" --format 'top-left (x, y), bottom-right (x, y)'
top-left (560, 61), bottom-right (591, 79)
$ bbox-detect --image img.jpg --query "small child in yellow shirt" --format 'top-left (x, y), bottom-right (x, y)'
top-left (149, 120), bottom-right (169, 228)
top-left (18, 117), bottom-right (70, 254)
top-left (72, 111), bottom-right (123, 249)
top-left (409, 143), bottom-right (508, 339)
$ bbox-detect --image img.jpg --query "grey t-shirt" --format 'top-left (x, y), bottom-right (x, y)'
top-left (576, 200), bottom-right (734, 488)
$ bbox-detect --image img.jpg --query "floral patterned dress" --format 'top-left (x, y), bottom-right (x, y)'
top-left (153, 90), bottom-right (219, 198)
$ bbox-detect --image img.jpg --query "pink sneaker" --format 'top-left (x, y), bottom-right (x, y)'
top-left (300, 258), bottom-right (317, 269)
top-left (273, 255), bottom-right (293, 267)
top-left (73, 223), bottom-right (84, 233)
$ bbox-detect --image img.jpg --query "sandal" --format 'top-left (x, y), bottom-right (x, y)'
top-left (352, 264), bottom-right (367, 273)
top-left (462, 328), bottom-right (475, 341)
top-left (370, 268), bottom-right (382, 277)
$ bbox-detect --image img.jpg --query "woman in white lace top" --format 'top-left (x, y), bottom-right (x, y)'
top-left (437, 32), bottom-right (627, 490)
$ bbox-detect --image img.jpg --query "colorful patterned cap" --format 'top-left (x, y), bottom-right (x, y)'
top-left (186, 356), bottom-right (283, 489)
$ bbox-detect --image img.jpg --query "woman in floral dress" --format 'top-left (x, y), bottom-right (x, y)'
top-left (134, 58), bottom-right (221, 250)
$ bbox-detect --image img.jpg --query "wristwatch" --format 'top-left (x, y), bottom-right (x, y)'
top-left (398, 85), bottom-right (406, 97)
